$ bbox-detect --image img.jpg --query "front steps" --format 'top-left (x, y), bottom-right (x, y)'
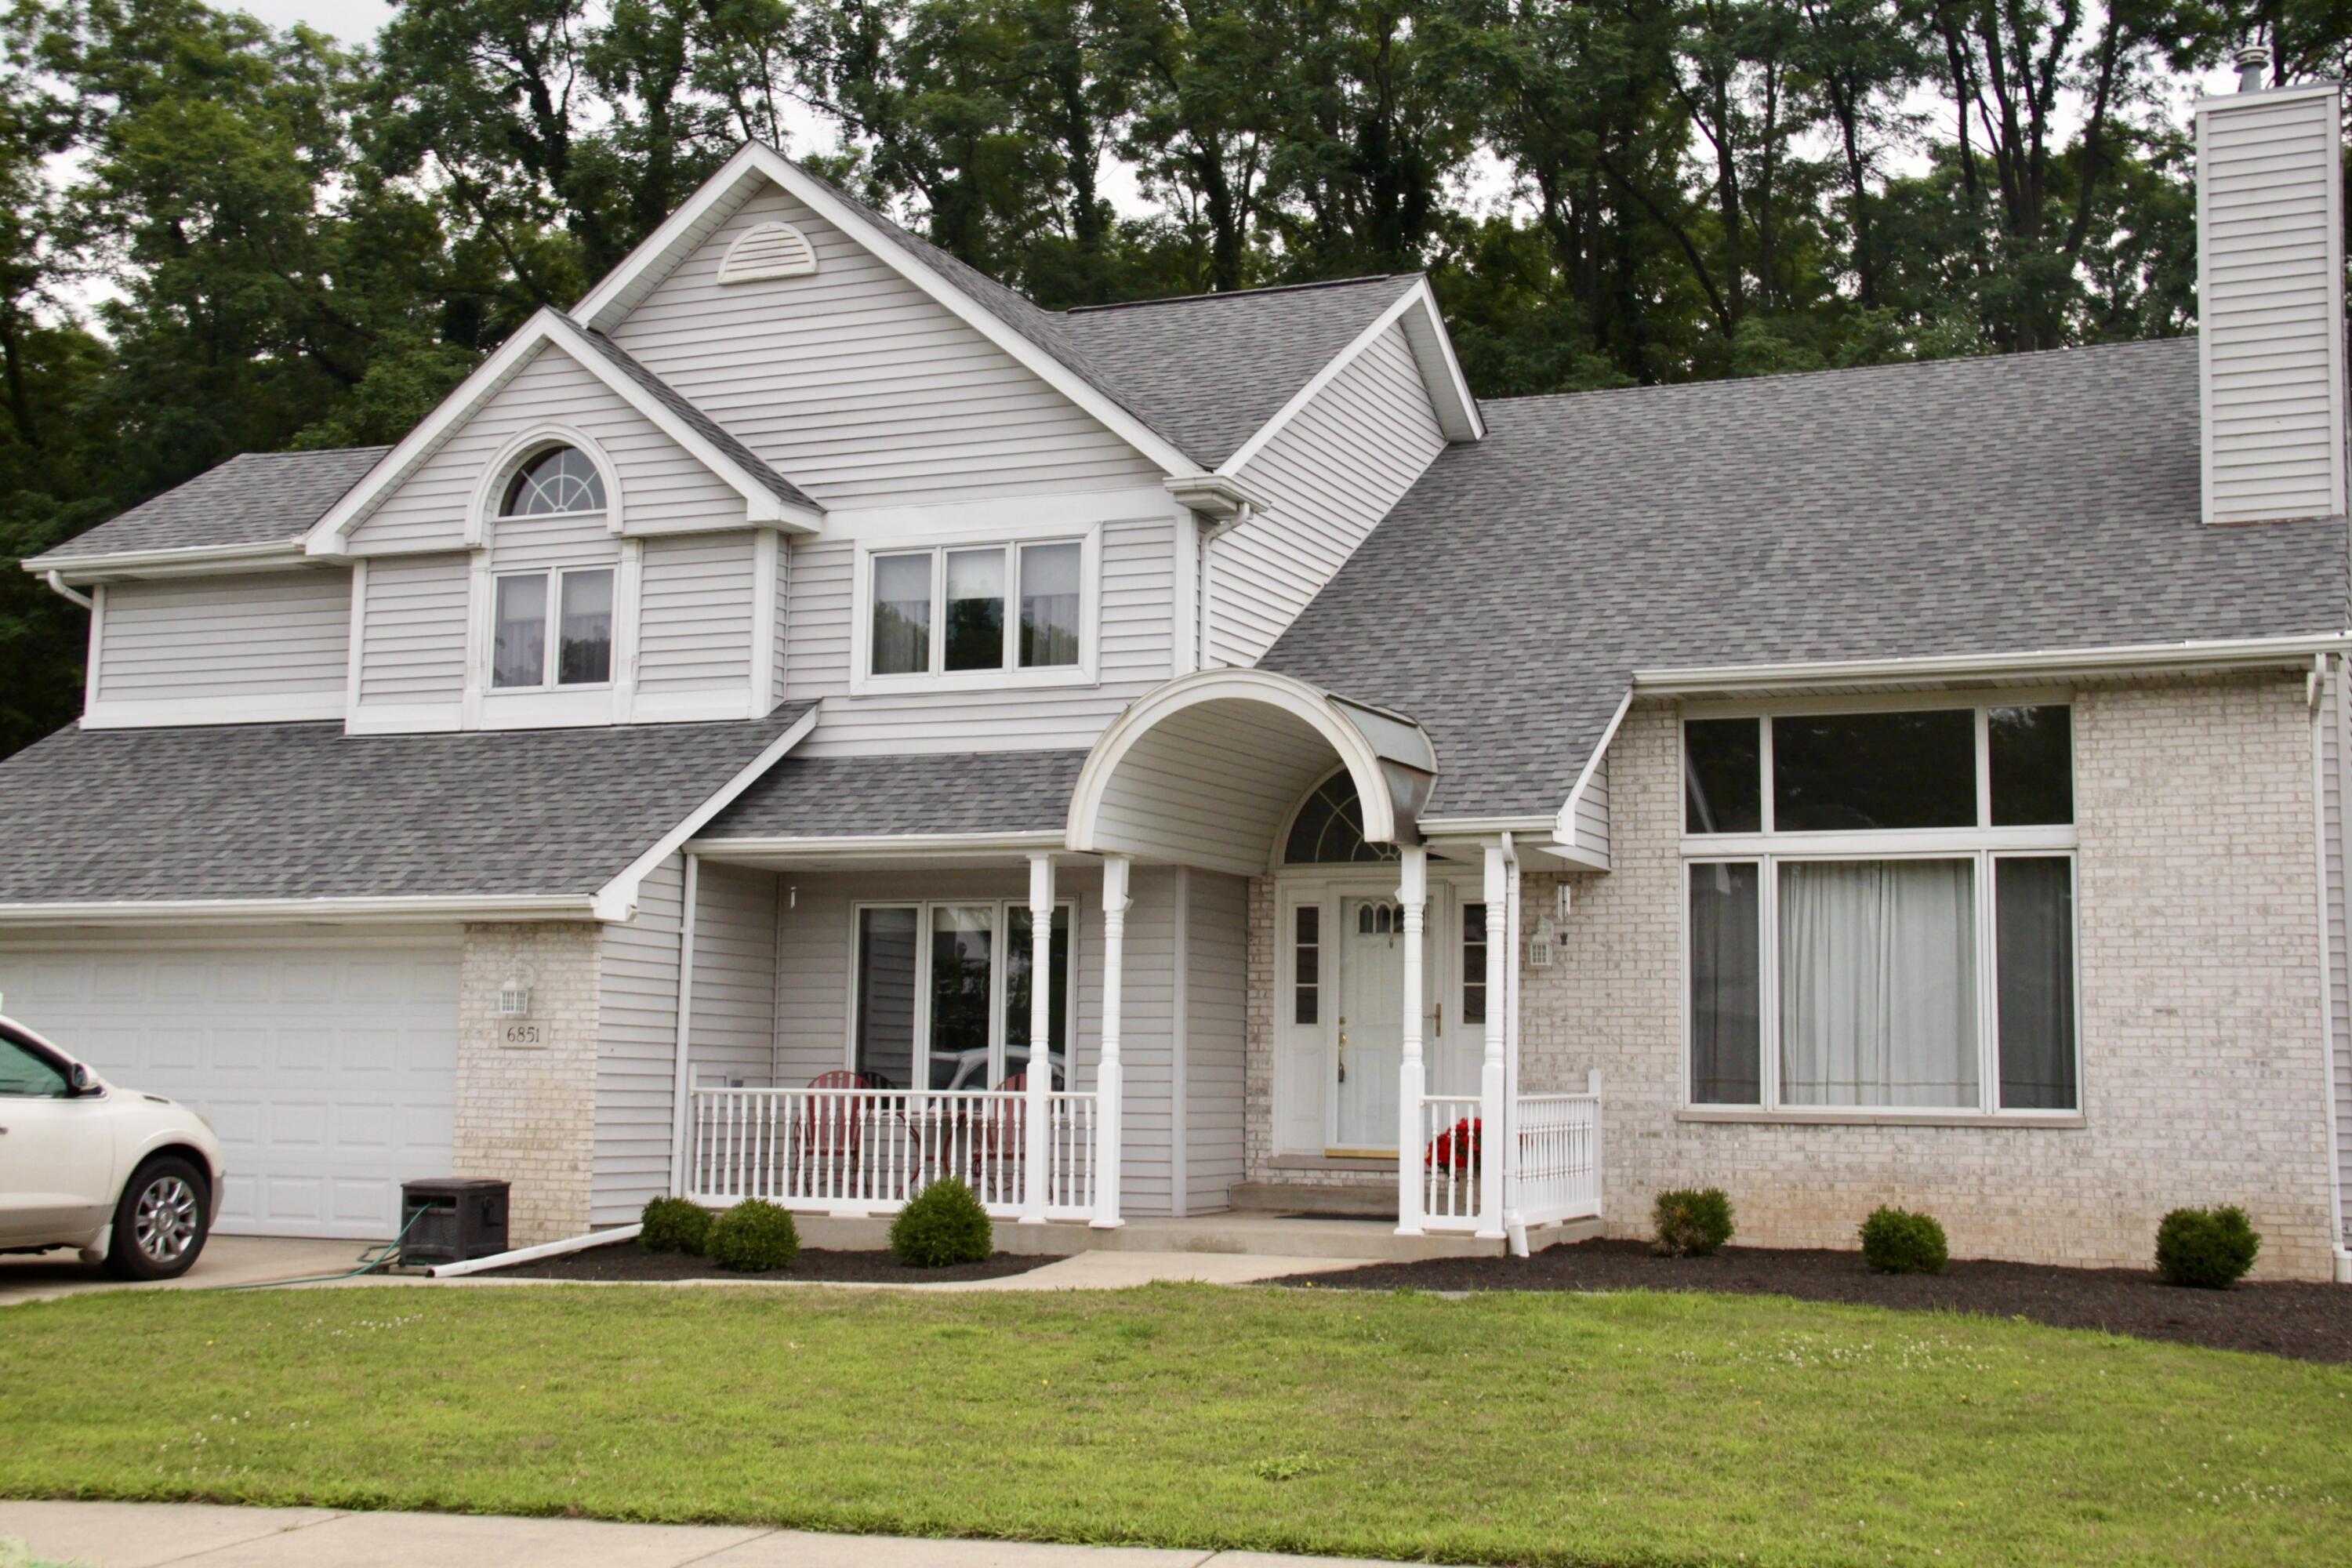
top-left (793, 1209), bottom-right (1602, 1264)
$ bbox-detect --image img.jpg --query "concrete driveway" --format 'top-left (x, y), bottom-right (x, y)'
top-left (0, 1235), bottom-right (379, 1307)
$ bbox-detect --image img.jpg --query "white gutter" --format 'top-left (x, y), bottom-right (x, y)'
top-left (687, 829), bottom-right (1066, 863)
top-left (1634, 633), bottom-right (2352, 695)
top-left (428, 1221), bottom-right (641, 1278)
top-left (29, 538), bottom-right (311, 582)
top-left (42, 571), bottom-right (92, 610)
top-left (0, 894), bottom-right (597, 929)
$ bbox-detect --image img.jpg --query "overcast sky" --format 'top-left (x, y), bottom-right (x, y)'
top-left (237, 0), bottom-right (393, 42)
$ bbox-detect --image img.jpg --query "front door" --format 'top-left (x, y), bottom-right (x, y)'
top-left (1331, 896), bottom-right (1434, 1152)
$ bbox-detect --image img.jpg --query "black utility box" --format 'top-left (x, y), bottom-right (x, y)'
top-left (399, 1178), bottom-right (511, 1265)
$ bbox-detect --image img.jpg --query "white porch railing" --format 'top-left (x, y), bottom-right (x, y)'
top-left (1515, 1082), bottom-right (1603, 1225)
top-left (1418, 1094), bottom-right (1486, 1229)
top-left (1414, 1074), bottom-right (1603, 1236)
top-left (686, 1085), bottom-right (1097, 1220)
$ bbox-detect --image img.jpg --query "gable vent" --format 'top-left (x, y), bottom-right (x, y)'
top-left (2195, 65), bottom-right (2347, 524)
top-left (718, 221), bottom-right (818, 285)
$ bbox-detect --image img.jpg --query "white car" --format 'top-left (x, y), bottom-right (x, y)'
top-left (0, 1014), bottom-right (225, 1279)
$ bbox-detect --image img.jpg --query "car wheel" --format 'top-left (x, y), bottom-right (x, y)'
top-left (103, 1156), bottom-right (210, 1281)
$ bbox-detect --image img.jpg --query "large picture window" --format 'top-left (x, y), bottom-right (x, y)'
top-left (1682, 702), bottom-right (2078, 1116)
top-left (862, 538), bottom-right (1087, 681)
top-left (851, 899), bottom-right (1076, 1092)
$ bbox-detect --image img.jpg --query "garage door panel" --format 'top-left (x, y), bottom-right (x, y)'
top-left (0, 939), bottom-right (459, 1239)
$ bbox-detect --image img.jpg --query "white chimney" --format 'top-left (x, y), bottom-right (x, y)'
top-left (2195, 62), bottom-right (2347, 524)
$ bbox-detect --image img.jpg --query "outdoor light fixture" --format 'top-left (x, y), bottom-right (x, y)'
top-left (497, 965), bottom-right (535, 1019)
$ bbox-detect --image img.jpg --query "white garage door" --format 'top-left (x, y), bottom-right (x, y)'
top-left (0, 935), bottom-right (459, 1238)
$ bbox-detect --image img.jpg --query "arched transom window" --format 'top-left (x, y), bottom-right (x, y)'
top-left (499, 445), bottom-right (606, 517)
top-left (1283, 771), bottom-right (1400, 866)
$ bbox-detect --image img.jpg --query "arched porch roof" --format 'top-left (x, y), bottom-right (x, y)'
top-left (1065, 669), bottom-right (1437, 877)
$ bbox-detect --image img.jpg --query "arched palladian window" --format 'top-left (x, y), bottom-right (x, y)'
top-left (1283, 770), bottom-right (1401, 866)
top-left (499, 445), bottom-right (606, 517)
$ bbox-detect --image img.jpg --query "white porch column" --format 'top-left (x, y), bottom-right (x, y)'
top-left (1093, 854), bottom-right (1131, 1227)
top-left (1478, 842), bottom-right (1508, 1238)
top-left (666, 853), bottom-right (701, 1197)
top-left (1020, 853), bottom-right (1054, 1224)
top-left (1396, 845), bottom-right (1428, 1236)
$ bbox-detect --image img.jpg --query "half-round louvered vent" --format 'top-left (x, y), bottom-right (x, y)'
top-left (717, 221), bottom-right (818, 284)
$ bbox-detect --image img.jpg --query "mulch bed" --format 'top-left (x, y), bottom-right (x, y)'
top-left (484, 1240), bottom-right (1054, 1286)
top-left (1278, 1238), bottom-right (2352, 1363)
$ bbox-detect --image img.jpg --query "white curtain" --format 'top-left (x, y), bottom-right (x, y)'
top-left (1780, 859), bottom-right (1976, 1106)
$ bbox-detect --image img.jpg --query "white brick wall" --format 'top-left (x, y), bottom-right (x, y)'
top-left (1238, 677), bottom-right (2341, 1277)
top-left (454, 921), bottom-right (603, 1246)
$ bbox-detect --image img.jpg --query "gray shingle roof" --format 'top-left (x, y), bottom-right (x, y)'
top-left (1263, 337), bottom-right (2351, 820)
top-left (1059, 277), bottom-right (1420, 467)
top-left (704, 750), bottom-right (1086, 840)
top-left (27, 447), bottom-right (390, 565)
top-left (575, 327), bottom-right (819, 513)
top-left (0, 706), bottom-right (812, 905)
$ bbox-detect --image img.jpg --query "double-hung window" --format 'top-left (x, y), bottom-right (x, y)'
top-left (851, 899), bottom-right (1076, 1092)
top-left (492, 567), bottom-right (615, 689)
top-left (1682, 701), bottom-right (2078, 1118)
top-left (860, 535), bottom-right (1090, 687)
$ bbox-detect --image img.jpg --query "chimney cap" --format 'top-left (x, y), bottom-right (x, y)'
top-left (2237, 43), bottom-right (2271, 93)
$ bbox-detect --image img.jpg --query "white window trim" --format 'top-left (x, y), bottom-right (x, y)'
top-left (467, 426), bottom-right (625, 545)
top-left (848, 521), bottom-right (1100, 695)
top-left (488, 564), bottom-right (619, 695)
top-left (844, 897), bottom-right (1082, 1090)
top-left (1676, 695), bottom-right (2085, 1124)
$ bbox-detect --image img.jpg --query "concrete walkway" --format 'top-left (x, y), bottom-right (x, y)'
top-left (0, 1237), bottom-right (379, 1308)
top-left (0, 1502), bottom-right (1403, 1568)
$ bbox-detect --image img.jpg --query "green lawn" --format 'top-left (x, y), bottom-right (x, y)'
top-left (2, 1283), bottom-right (2347, 1566)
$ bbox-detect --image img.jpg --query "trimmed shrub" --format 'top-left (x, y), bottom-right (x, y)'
top-left (706, 1200), bottom-right (800, 1272)
top-left (1859, 1207), bottom-right (1948, 1275)
top-left (891, 1178), bottom-right (993, 1268)
top-left (1651, 1188), bottom-right (1735, 1258)
top-left (2155, 1206), bottom-right (2262, 1289)
top-left (638, 1196), bottom-right (713, 1256)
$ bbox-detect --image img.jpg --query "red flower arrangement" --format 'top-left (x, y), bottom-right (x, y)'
top-left (1425, 1116), bottom-right (1482, 1173)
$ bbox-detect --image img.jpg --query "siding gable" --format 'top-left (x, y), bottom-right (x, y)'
top-left (346, 341), bottom-right (757, 555)
top-left (608, 184), bottom-right (1163, 507)
top-left (1213, 321), bottom-right (1448, 666)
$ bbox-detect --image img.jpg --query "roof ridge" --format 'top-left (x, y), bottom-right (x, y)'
top-left (1480, 336), bottom-right (2191, 410)
top-left (1064, 274), bottom-right (1409, 314)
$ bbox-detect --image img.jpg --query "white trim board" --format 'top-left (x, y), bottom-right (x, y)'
top-left (571, 143), bottom-right (1203, 480)
top-left (0, 895), bottom-right (595, 931)
top-left (1633, 634), bottom-right (2352, 695)
top-left (304, 309), bottom-right (823, 556)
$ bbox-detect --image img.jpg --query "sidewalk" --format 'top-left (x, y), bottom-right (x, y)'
top-left (0, 1502), bottom-right (1405, 1568)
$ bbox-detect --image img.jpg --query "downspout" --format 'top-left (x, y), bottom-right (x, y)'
top-left (668, 853), bottom-right (702, 1197)
top-left (1501, 831), bottom-right (1530, 1258)
top-left (44, 571), bottom-right (92, 611)
top-left (2317, 655), bottom-right (2352, 1281)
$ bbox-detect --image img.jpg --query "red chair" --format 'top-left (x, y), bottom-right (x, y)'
top-left (793, 1070), bottom-right (877, 1190)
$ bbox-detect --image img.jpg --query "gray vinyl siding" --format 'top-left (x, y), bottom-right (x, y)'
top-left (348, 342), bottom-right (750, 554)
top-left (1211, 322), bottom-right (1447, 666)
top-left (358, 553), bottom-right (469, 708)
top-left (1183, 869), bottom-right (1250, 1213)
top-left (690, 860), bottom-right (781, 1087)
top-left (93, 569), bottom-right (349, 711)
top-left (785, 514), bottom-right (1180, 755)
top-left (593, 854), bottom-right (685, 1223)
top-left (639, 532), bottom-right (757, 695)
top-left (608, 184), bottom-right (1160, 507)
top-left (1572, 755), bottom-right (1612, 866)
top-left (2197, 86), bottom-right (2347, 524)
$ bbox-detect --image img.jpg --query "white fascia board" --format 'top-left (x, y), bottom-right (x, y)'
top-left (572, 143), bottom-right (1202, 480)
top-left (1552, 686), bottom-right (1634, 846)
top-left (591, 704), bottom-right (818, 920)
top-left (33, 539), bottom-right (312, 584)
top-left (2190, 79), bottom-right (2340, 113)
top-left (687, 829), bottom-right (1066, 864)
top-left (305, 310), bottom-right (820, 554)
top-left (1393, 278), bottom-right (1484, 443)
top-left (0, 894), bottom-right (597, 930)
top-left (1632, 634), bottom-right (2352, 695)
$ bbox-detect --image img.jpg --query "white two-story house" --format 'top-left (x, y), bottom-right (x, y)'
top-left (5, 73), bottom-right (2351, 1279)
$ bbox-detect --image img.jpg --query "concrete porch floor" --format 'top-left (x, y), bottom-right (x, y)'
top-left (793, 1210), bottom-right (1602, 1261)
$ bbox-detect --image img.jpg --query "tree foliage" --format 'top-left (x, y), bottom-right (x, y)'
top-left (0, 0), bottom-right (2334, 757)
